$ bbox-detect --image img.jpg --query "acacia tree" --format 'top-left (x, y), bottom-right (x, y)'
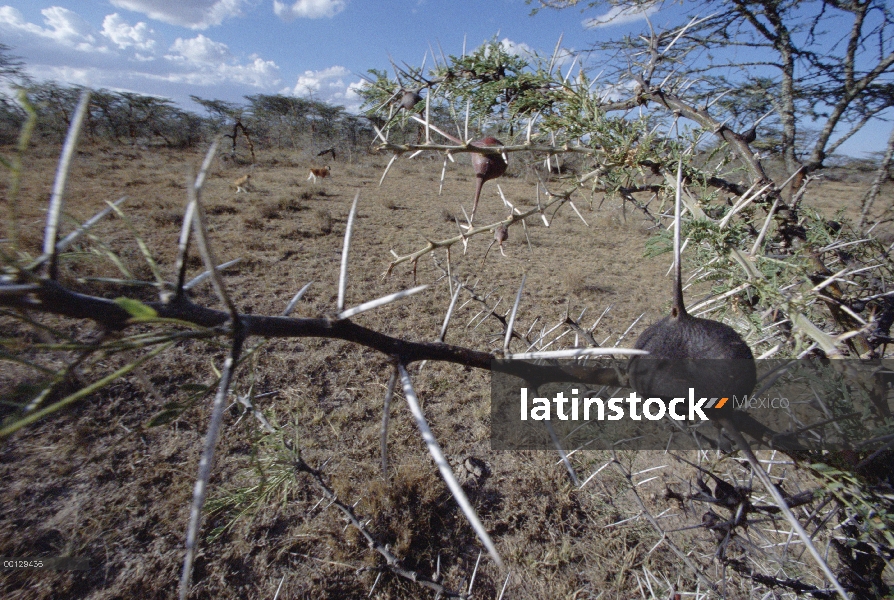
top-left (359, 5), bottom-right (894, 360)
top-left (0, 44), bottom-right (30, 143)
top-left (534, 0), bottom-right (894, 186)
top-left (355, 9), bottom-right (894, 594)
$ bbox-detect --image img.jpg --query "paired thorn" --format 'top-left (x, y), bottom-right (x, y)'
top-left (337, 285), bottom-right (429, 321)
top-left (179, 332), bottom-right (244, 600)
top-left (183, 258), bottom-right (242, 292)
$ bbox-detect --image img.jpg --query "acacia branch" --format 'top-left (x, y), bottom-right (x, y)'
top-left (384, 193), bottom-right (571, 276)
top-left (374, 140), bottom-right (594, 157)
top-left (636, 77), bottom-right (771, 187)
top-left (0, 279), bottom-right (622, 387)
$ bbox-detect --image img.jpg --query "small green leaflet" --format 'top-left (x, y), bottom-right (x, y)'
top-left (114, 297), bottom-right (158, 320)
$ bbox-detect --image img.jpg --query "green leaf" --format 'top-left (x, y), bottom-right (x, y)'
top-left (114, 297), bottom-right (158, 320)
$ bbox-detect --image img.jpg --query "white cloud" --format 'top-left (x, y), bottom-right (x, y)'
top-left (223, 55), bottom-right (280, 87)
top-left (168, 34), bottom-right (230, 64)
top-left (273, 0), bottom-right (346, 21)
top-left (0, 6), bottom-right (102, 52)
top-left (0, 6), bottom-right (281, 106)
top-left (109, 0), bottom-right (246, 30)
top-left (289, 65), bottom-right (350, 95)
top-left (102, 14), bottom-right (156, 51)
top-left (282, 65), bottom-right (362, 111)
top-left (42, 6), bottom-right (96, 45)
top-left (583, 3), bottom-right (659, 29)
top-left (0, 6), bottom-right (39, 35)
top-left (499, 38), bottom-right (535, 60)
top-left (497, 37), bottom-right (576, 73)
top-left (332, 78), bottom-right (364, 112)
top-left (165, 36), bottom-right (280, 86)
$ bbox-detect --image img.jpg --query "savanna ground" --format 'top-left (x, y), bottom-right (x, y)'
top-left (0, 141), bottom-right (889, 599)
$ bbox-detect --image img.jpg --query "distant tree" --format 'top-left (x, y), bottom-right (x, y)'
top-left (24, 81), bottom-right (85, 143)
top-left (0, 42), bottom-right (30, 142)
top-left (13, 83), bottom-right (208, 147)
top-left (0, 96), bottom-right (25, 144)
top-left (190, 96), bottom-right (242, 130)
top-left (243, 94), bottom-right (315, 148)
top-left (0, 42), bottom-right (30, 89)
top-left (337, 113), bottom-right (375, 153)
top-left (167, 109), bottom-right (206, 149)
top-left (113, 92), bottom-right (178, 146)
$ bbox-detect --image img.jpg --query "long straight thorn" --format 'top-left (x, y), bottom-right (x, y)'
top-left (439, 282), bottom-right (463, 342)
top-left (43, 89), bottom-right (90, 280)
top-left (184, 257), bottom-right (243, 291)
top-left (504, 273), bottom-right (526, 353)
top-left (174, 200), bottom-right (198, 300)
top-left (337, 285), bottom-right (428, 320)
top-left (379, 154), bottom-right (399, 186)
top-left (175, 139), bottom-right (220, 300)
top-left (548, 33), bottom-right (564, 76)
top-left (439, 153), bottom-right (449, 195)
top-left (424, 90), bottom-right (431, 144)
top-left (563, 55), bottom-right (579, 84)
top-left (673, 159), bottom-right (684, 312)
top-left (30, 195), bottom-right (127, 271)
top-left (468, 551), bottom-right (482, 595)
top-left (337, 191), bottom-right (361, 313)
top-left (398, 364), bottom-right (504, 568)
top-left (464, 98), bottom-right (471, 143)
top-left (569, 201), bottom-right (589, 226)
top-left (179, 333), bottom-right (244, 600)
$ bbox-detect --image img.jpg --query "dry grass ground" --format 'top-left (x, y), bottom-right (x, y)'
top-left (0, 143), bottom-right (888, 598)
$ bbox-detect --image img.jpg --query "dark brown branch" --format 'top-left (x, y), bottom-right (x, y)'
top-left (635, 76), bottom-right (772, 187)
top-left (1, 280), bottom-right (622, 386)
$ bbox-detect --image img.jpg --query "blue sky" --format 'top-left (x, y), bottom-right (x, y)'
top-left (0, 0), bottom-right (630, 111)
top-left (0, 0), bottom-right (888, 156)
